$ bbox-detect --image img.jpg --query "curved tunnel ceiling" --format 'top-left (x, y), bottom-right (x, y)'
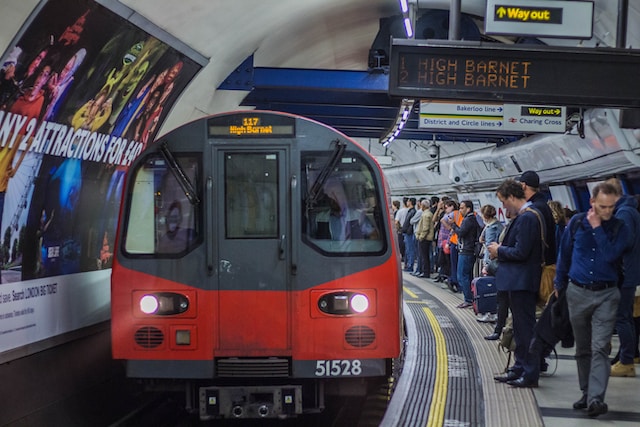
top-left (1, 0), bottom-right (639, 164)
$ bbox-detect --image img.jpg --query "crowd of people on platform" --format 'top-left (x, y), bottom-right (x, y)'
top-left (394, 170), bottom-right (640, 418)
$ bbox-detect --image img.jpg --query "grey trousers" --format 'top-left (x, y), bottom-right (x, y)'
top-left (567, 282), bottom-right (620, 404)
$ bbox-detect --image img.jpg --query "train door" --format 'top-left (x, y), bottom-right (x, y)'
top-left (215, 148), bottom-right (290, 352)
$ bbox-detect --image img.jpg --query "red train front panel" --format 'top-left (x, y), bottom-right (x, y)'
top-left (111, 111), bottom-right (402, 417)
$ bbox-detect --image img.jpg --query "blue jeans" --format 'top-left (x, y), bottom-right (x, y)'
top-left (404, 233), bottom-right (416, 270)
top-left (457, 253), bottom-right (475, 303)
top-left (449, 244), bottom-right (459, 286)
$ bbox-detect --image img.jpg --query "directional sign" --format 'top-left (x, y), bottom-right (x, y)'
top-left (419, 101), bottom-right (505, 131)
top-left (502, 104), bottom-right (566, 132)
top-left (419, 100), bottom-right (566, 133)
top-left (485, 0), bottom-right (594, 39)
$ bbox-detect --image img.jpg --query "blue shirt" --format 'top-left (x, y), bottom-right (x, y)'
top-left (554, 213), bottom-right (630, 290)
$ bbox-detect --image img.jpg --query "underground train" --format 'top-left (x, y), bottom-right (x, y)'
top-left (110, 110), bottom-right (403, 419)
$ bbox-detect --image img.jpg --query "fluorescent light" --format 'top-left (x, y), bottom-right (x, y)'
top-left (399, 0), bottom-right (409, 13)
top-left (404, 17), bottom-right (413, 38)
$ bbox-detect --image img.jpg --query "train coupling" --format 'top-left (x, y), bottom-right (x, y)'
top-left (199, 385), bottom-right (303, 419)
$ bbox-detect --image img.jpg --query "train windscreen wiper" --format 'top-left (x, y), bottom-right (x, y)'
top-left (159, 141), bottom-right (201, 205)
top-left (305, 139), bottom-right (346, 210)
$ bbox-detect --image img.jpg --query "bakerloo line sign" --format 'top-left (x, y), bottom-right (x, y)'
top-left (388, 39), bottom-right (640, 109)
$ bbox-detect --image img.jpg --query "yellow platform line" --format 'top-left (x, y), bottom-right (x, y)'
top-left (423, 306), bottom-right (448, 427)
top-left (403, 286), bottom-right (419, 299)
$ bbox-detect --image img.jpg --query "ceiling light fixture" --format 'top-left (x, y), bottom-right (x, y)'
top-left (398, 0), bottom-right (415, 38)
top-left (380, 98), bottom-right (415, 146)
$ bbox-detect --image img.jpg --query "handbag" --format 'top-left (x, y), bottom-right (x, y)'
top-left (486, 258), bottom-right (499, 276)
top-left (443, 241), bottom-right (450, 255)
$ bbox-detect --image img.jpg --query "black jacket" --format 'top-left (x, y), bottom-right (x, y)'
top-left (452, 213), bottom-right (480, 255)
top-left (533, 289), bottom-right (574, 350)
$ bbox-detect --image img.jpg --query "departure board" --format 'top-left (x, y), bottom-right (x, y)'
top-left (208, 113), bottom-right (296, 138)
top-left (389, 39), bottom-right (640, 108)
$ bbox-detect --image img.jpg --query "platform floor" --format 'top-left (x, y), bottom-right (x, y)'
top-left (382, 272), bottom-right (640, 427)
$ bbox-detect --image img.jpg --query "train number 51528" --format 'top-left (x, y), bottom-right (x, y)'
top-left (315, 359), bottom-right (362, 376)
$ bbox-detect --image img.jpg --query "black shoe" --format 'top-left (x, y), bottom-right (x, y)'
top-left (573, 395), bottom-right (588, 410)
top-left (506, 377), bottom-right (538, 388)
top-left (540, 361), bottom-right (549, 373)
top-left (494, 370), bottom-right (520, 383)
top-left (484, 332), bottom-right (500, 341)
top-left (587, 400), bottom-right (608, 417)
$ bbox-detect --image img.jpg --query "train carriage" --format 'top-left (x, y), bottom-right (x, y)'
top-left (111, 111), bottom-right (403, 419)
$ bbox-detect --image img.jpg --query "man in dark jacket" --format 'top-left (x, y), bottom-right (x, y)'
top-left (606, 178), bottom-right (640, 378)
top-left (449, 200), bottom-right (479, 308)
top-left (488, 179), bottom-right (543, 388)
top-left (518, 170), bottom-right (556, 265)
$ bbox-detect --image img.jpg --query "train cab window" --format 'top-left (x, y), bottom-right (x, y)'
top-left (302, 151), bottom-right (385, 255)
top-left (123, 154), bottom-right (201, 255)
top-left (224, 152), bottom-right (278, 239)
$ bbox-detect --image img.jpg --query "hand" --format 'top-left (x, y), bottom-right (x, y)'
top-left (586, 207), bottom-right (601, 229)
top-left (487, 242), bottom-right (499, 259)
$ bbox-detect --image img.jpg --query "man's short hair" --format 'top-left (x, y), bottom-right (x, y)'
top-left (592, 182), bottom-right (620, 198)
top-left (460, 200), bottom-right (474, 211)
top-left (497, 179), bottom-right (526, 200)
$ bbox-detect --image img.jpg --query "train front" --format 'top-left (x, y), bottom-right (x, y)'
top-left (111, 111), bottom-right (403, 419)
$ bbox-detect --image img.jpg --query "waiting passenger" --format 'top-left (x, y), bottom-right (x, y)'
top-left (554, 182), bottom-right (630, 417)
top-left (489, 179), bottom-right (543, 388)
top-left (477, 204), bottom-right (503, 323)
top-left (605, 178), bottom-right (640, 378)
top-left (414, 199), bottom-right (434, 278)
top-left (448, 200), bottom-right (481, 309)
top-left (547, 200), bottom-right (567, 257)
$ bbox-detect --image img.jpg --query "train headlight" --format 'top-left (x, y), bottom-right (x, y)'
top-left (318, 292), bottom-right (370, 315)
top-left (350, 294), bottom-right (369, 313)
top-left (140, 295), bottom-right (159, 314)
top-left (138, 292), bottom-right (189, 315)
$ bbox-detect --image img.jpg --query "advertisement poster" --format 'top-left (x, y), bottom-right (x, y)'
top-left (0, 0), bottom-right (201, 354)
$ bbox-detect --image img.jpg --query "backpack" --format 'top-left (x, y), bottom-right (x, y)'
top-left (402, 207), bottom-right (416, 235)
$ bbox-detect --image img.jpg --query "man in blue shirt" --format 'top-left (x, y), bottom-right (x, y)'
top-left (554, 182), bottom-right (630, 417)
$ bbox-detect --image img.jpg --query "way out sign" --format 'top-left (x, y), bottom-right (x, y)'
top-left (485, 0), bottom-right (594, 39)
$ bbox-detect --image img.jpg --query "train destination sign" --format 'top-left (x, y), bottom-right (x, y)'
top-left (419, 100), bottom-right (566, 133)
top-left (485, 0), bottom-right (594, 38)
top-left (208, 113), bottom-right (296, 138)
top-left (389, 39), bottom-right (640, 108)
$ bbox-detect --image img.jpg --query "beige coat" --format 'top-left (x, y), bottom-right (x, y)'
top-left (416, 209), bottom-right (434, 241)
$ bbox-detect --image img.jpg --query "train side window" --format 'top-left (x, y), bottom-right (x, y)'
top-left (224, 152), bottom-right (278, 239)
top-left (302, 151), bottom-right (385, 255)
top-left (123, 154), bottom-right (201, 256)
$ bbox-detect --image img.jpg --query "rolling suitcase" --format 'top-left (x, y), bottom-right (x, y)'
top-left (472, 276), bottom-right (498, 314)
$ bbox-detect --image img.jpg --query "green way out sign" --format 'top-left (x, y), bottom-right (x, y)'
top-left (485, 0), bottom-right (594, 39)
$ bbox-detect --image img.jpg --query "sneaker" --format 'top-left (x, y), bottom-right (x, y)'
top-left (476, 313), bottom-right (490, 322)
top-left (486, 313), bottom-right (498, 323)
top-left (610, 361), bottom-right (636, 377)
